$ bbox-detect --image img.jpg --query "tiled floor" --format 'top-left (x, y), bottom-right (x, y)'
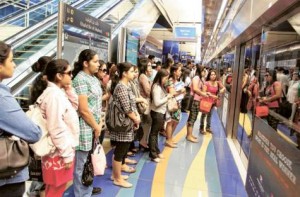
top-left (64, 110), bottom-right (247, 197)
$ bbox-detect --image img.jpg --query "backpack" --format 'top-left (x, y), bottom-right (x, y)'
top-left (26, 103), bottom-right (55, 157)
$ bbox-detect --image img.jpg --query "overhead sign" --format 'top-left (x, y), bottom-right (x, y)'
top-left (64, 4), bottom-right (111, 39)
top-left (174, 27), bottom-right (197, 41)
top-left (246, 117), bottom-right (300, 196)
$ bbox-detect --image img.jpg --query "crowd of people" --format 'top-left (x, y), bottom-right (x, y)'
top-left (4, 39), bottom-right (299, 196)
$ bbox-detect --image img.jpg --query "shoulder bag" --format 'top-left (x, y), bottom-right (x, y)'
top-left (91, 138), bottom-right (106, 176)
top-left (0, 133), bottom-right (30, 179)
top-left (167, 97), bottom-right (179, 112)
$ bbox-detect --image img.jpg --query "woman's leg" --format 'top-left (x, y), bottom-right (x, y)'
top-left (149, 111), bottom-right (164, 158)
top-left (140, 114), bottom-right (152, 147)
top-left (112, 142), bottom-right (132, 187)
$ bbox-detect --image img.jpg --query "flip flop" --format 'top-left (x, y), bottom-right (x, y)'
top-left (121, 165), bottom-right (136, 173)
top-left (125, 158), bottom-right (138, 165)
top-left (165, 142), bottom-right (177, 148)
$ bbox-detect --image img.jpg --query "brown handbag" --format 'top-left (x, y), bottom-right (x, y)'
top-left (0, 135), bottom-right (30, 179)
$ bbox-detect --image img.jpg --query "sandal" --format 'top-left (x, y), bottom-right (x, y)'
top-left (165, 142), bottom-right (177, 148)
top-left (110, 175), bottom-right (129, 181)
top-left (125, 158), bottom-right (138, 165)
top-left (186, 137), bottom-right (198, 143)
top-left (113, 180), bottom-right (133, 188)
top-left (127, 151), bottom-right (135, 157)
top-left (121, 165), bottom-right (136, 173)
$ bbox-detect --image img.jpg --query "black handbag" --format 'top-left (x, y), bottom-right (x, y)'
top-left (106, 98), bottom-right (133, 133)
top-left (0, 134), bottom-right (30, 179)
top-left (28, 153), bottom-right (43, 182)
top-left (81, 151), bottom-right (94, 186)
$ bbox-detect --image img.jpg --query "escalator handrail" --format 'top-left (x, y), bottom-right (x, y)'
top-left (4, 0), bottom-right (92, 46)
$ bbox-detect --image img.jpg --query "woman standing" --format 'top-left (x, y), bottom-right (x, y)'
top-left (34, 59), bottom-right (79, 197)
top-left (95, 60), bottom-right (110, 144)
top-left (72, 49), bottom-right (102, 196)
top-left (0, 41), bottom-right (42, 196)
top-left (200, 70), bottom-right (225, 134)
top-left (138, 59), bottom-right (152, 150)
top-left (259, 71), bottom-right (282, 131)
top-left (164, 59), bottom-right (185, 147)
top-left (149, 69), bottom-right (173, 162)
top-left (110, 62), bottom-right (140, 188)
top-left (187, 65), bottom-right (208, 137)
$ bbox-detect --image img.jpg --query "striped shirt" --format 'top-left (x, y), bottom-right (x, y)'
top-left (73, 71), bottom-right (102, 151)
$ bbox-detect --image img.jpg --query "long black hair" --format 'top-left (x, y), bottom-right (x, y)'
top-left (30, 56), bottom-right (52, 104)
top-left (30, 59), bottom-right (69, 104)
top-left (138, 58), bottom-right (149, 76)
top-left (0, 41), bottom-right (11, 64)
top-left (72, 49), bottom-right (97, 78)
top-left (163, 58), bottom-right (174, 69)
top-left (110, 62), bottom-right (133, 94)
top-left (150, 69), bottom-right (169, 101)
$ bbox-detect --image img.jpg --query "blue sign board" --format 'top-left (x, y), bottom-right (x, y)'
top-left (174, 27), bottom-right (196, 39)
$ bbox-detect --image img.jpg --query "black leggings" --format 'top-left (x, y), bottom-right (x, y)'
top-left (113, 141), bottom-right (131, 164)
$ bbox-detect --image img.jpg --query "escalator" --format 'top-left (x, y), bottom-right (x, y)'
top-left (10, 0), bottom-right (143, 110)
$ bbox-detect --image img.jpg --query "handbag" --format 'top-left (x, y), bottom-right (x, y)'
top-left (106, 98), bottom-right (133, 133)
top-left (199, 98), bottom-right (213, 113)
top-left (29, 155), bottom-right (43, 182)
top-left (255, 105), bottom-right (269, 117)
top-left (181, 94), bottom-right (194, 112)
top-left (26, 104), bottom-right (55, 157)
top-left (81, 151), bottom-right (94, 186)
top-left (0, 134), bottom-right (30, 179)
top-left (167, 97), bottom-right (179, 112)
top-left (91, 138), bottom-right (106, 176)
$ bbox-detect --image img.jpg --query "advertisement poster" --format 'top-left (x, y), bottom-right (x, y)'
top-left (246, 118), bottom-right (300, 196)
top-left (126, 33), bottom-right (139, 66)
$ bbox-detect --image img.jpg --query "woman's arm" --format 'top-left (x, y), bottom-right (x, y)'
top-left (45, 94), bottom-right (75, 164)
top-left (78, 95), bottom-right (102, 137)
top-left (152, 85), bottom-right (172, 107)
top-left (193, 78), bottom-right (208, 97)
top-left (0, 96), bottom-right (42, 143)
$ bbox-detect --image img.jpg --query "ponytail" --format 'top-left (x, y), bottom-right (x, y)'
top-left (72, 49), bottom-right (97, 79)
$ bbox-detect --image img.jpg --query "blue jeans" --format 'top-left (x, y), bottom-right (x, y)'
top-left (73, 150), bottom-right (93, 197)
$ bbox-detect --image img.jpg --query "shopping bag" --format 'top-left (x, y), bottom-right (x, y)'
top-left (255, 105), bottom-right (269, 117)
top-left (199, 99), bottom-right (213, 113)
top-left (91, 139), bottom-right (106, 176)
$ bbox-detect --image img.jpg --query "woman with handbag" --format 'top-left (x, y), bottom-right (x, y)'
top-left (259, 71), bottom-right (282, 131)
top-left (163, 58), bottom-right (185, 148)
top-left (149, 69), bottom-right (174, 162)
top-left (0, 41), bottom-right (42, 196)
top-left (72, 49), bottom-right (103, 196)
top-left (138, 59), bottom-right (152, 151)
top-left (110, 62), bottom-right (140, 188)
top-left (187, 65), bottom-right (209, 137)
top-left (200, 70), bottom-right (225, 134)
top-left (31, 59), bottom-right (80, 197)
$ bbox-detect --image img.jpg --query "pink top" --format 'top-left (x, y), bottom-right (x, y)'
top-left (265, 81), bottom-right (281, 108)
top-left (205, 81), bottom-right (219, 103)
top-left (139, 73), bottom-right (151, 98)
top-left (191, 76), bottom-right (204, 101)
top-left (38, 82), bottom-right (80, 163)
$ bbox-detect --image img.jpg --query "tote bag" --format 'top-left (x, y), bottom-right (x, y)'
top-left (199, 98), bottom-right (213, 114)
top-left (91, 139), bottom-right (106, 176)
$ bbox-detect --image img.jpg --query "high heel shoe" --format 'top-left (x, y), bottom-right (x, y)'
top-left (139, 144), bottom-right (149, 151)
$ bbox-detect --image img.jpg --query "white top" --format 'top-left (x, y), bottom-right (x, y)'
top-left (287, 80), bottom-right (299, 103)
top-left (150, 83), bottom-right (168, 114)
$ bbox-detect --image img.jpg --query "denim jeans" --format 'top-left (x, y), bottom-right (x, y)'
top-left (149, 111), bottom-right (165, 159)
top-left (73, 150), bottom-right (93, 197)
